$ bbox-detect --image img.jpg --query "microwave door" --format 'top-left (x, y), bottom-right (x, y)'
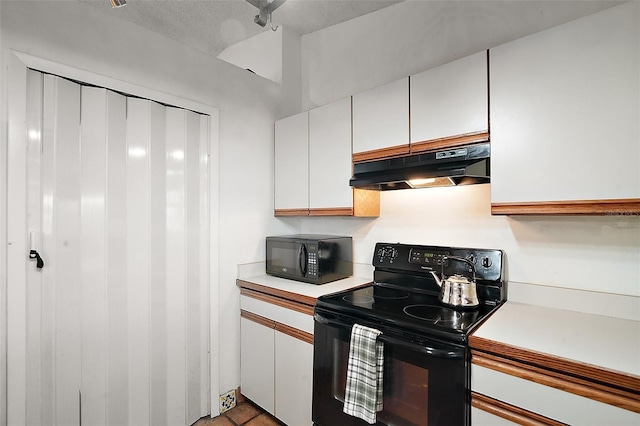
top-left (267, 241), bottom-right (306, 280)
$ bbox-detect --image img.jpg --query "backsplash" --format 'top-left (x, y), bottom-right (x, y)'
top-left (299, 184), bottom-right (640, 298)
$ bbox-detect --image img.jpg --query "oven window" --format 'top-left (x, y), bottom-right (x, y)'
top-left (330, 337), bottom-right (429, 426)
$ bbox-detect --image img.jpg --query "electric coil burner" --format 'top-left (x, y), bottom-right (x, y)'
top-left (312, 242), bottom-right (506, 426)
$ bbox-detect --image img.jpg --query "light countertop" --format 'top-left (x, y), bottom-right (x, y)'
top-left (472, 301), bottom-right (640, 377)
top-left (237, 273), bottom-right (372, 301)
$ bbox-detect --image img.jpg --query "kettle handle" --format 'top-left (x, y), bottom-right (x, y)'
top-left (442, 256), bottom-right (477, 281)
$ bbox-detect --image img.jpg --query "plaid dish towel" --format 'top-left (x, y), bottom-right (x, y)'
top-left (343, 323), bottom-right (384, 424)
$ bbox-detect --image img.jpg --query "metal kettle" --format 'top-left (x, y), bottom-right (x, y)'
top-left (429, 256), bottom-right (479, 308)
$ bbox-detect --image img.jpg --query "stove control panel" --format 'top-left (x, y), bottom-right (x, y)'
top-left (375, 245), bottom-right (399, 264)
top-left (373, 242), bottom-right (504, 282)
top-left (408, 248), bottom-right (450, 268)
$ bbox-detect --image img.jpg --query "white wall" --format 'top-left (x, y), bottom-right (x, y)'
top-left (297, 0), bottom-right (640, 297)
top-left (301, 185), bottom-right (640, 297)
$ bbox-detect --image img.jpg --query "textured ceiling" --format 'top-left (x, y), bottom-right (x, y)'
top-left (81, 0), bottom-right (404, 57)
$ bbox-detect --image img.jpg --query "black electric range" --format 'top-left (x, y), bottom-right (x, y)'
top-left (316, 242), bottom-right (507, 343)
top-left (312, 242), bottom-right (507, 426)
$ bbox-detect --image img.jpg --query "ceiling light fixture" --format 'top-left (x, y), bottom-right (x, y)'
top-left (110, 0), bottom-right (127, 8)
top-left (246, 0), bottom-right (286, 31)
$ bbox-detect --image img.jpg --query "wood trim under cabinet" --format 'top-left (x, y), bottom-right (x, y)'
top-left (274, 208), bottom-right (310, 217)
top-left (276, 190), bottom-right (380, 217)
top-left (309, 207), bottom-right (353, 216)
top-left (470, 343), bottom-right (640, 413)
top-left (352, 131), bottom-right (489, 164)
top-left (491, 198), bottom-right (640, 216)
top-left (472, 391), bottom-right (567, 426)
top-left (275, 322), bottom-right (314, 345)
top-left (304, 189), bottom-right (380, 217)
top-left (240, 310), bottom-right (276, 329)
top-left (410, 131), bottom-right (490, 154)
top-left (352, 144), bottom-right (410, 163)
top-left (238, 284), bottom-right (316, 316)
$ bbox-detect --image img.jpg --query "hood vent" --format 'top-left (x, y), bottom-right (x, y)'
top-left (350, 142), bottom-right (490, 190)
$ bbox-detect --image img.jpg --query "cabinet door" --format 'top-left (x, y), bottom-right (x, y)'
top-left (274, 111), bottom-right (309, 213)
top-left (240, 317), bottom-right (275, 415)
top-left (274, 331), bottom-right (313, 426)
top-left (352, 77), bottom-right (409, 161)
top-left (490, 2), bottom-right (640, 214)
top-left (309, 97), bottom-right (353, 212)
top-left (410, 51), bottom-right (488, 150)
top-left (471, 407), bottom-right (519, 426)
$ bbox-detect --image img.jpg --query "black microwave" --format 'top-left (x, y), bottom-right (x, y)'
top-left (266, 235), bottom-right (353, 284)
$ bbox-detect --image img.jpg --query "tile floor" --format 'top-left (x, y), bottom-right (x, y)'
top-left (193, 399), bottom-right (283, 426)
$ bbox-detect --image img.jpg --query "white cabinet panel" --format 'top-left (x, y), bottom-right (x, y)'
top-left (240, 317), bottom-right (276, 415)
top-left (275, 332), bottom-right (313, 426)
top-left (309, 97), bottom-right (353, 210)
top-left (274, 111), bottom-right (309, 211)
top-left (471, 407), bottom-right (518, 426)
top-left (490, 2), bottom-right (639, 205)
top-left (410, 51), bottom-right (488, 144)
top-left (472, 365), bottom-right (640, 425)
top-left (353, 77), bottom-right (409, 156)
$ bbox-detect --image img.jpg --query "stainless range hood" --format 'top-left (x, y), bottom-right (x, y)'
top-left (349, 142), bottom-right (490, 190)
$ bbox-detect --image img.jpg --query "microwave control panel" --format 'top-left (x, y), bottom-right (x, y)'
top-left (307, 250), bottom-right (317, 277)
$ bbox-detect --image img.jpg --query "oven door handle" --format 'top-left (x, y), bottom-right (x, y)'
top-left (378, 334), bottom-right (463, 359)
top-left (315, 313), bottom-right (464, 360)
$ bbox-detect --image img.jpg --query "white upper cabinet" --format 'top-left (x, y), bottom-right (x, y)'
top-left (274, 98), bottom-right (379, 217)
top-left (352, 77), bottom-right (410, 161)
top-left (309, 97), bottom-right (353, 211)
top-left (274, 111), bottom-right (309, 213)
top-left (410, 51), bottom-right (488, 150)
top-left (490, 2), bottom-right (639, 214)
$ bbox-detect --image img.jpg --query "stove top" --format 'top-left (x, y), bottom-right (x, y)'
top-left (315, 242), bottom-right (507, 343)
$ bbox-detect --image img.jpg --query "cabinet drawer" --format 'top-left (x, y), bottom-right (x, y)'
top-left (240, 294), bottom-right (314, 335)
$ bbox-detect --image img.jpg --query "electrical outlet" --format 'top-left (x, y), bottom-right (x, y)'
top-left (219, 389), bottom-right (237, 413)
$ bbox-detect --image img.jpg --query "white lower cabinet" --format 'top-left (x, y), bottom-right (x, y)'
top-left (240, 317), bottom-right (276, 415)
top-left (275, 331), bottom-right (313, 426)
top-left (471, 364), bottom-right (640, 425)
top-left (240, 314), bottom-right (313, 426)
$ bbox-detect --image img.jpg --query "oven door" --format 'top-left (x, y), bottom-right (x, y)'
top-left (313, 309), bottom-right (469, 426)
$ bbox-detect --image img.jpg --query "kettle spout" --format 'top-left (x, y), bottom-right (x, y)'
top-left (429, 270), bottom-right (443, 287)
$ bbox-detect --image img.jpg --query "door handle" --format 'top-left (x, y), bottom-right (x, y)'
top-left (298, 244), bottom-right (308, 277)
top-left (29, 231), bottom-right (44, 269)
